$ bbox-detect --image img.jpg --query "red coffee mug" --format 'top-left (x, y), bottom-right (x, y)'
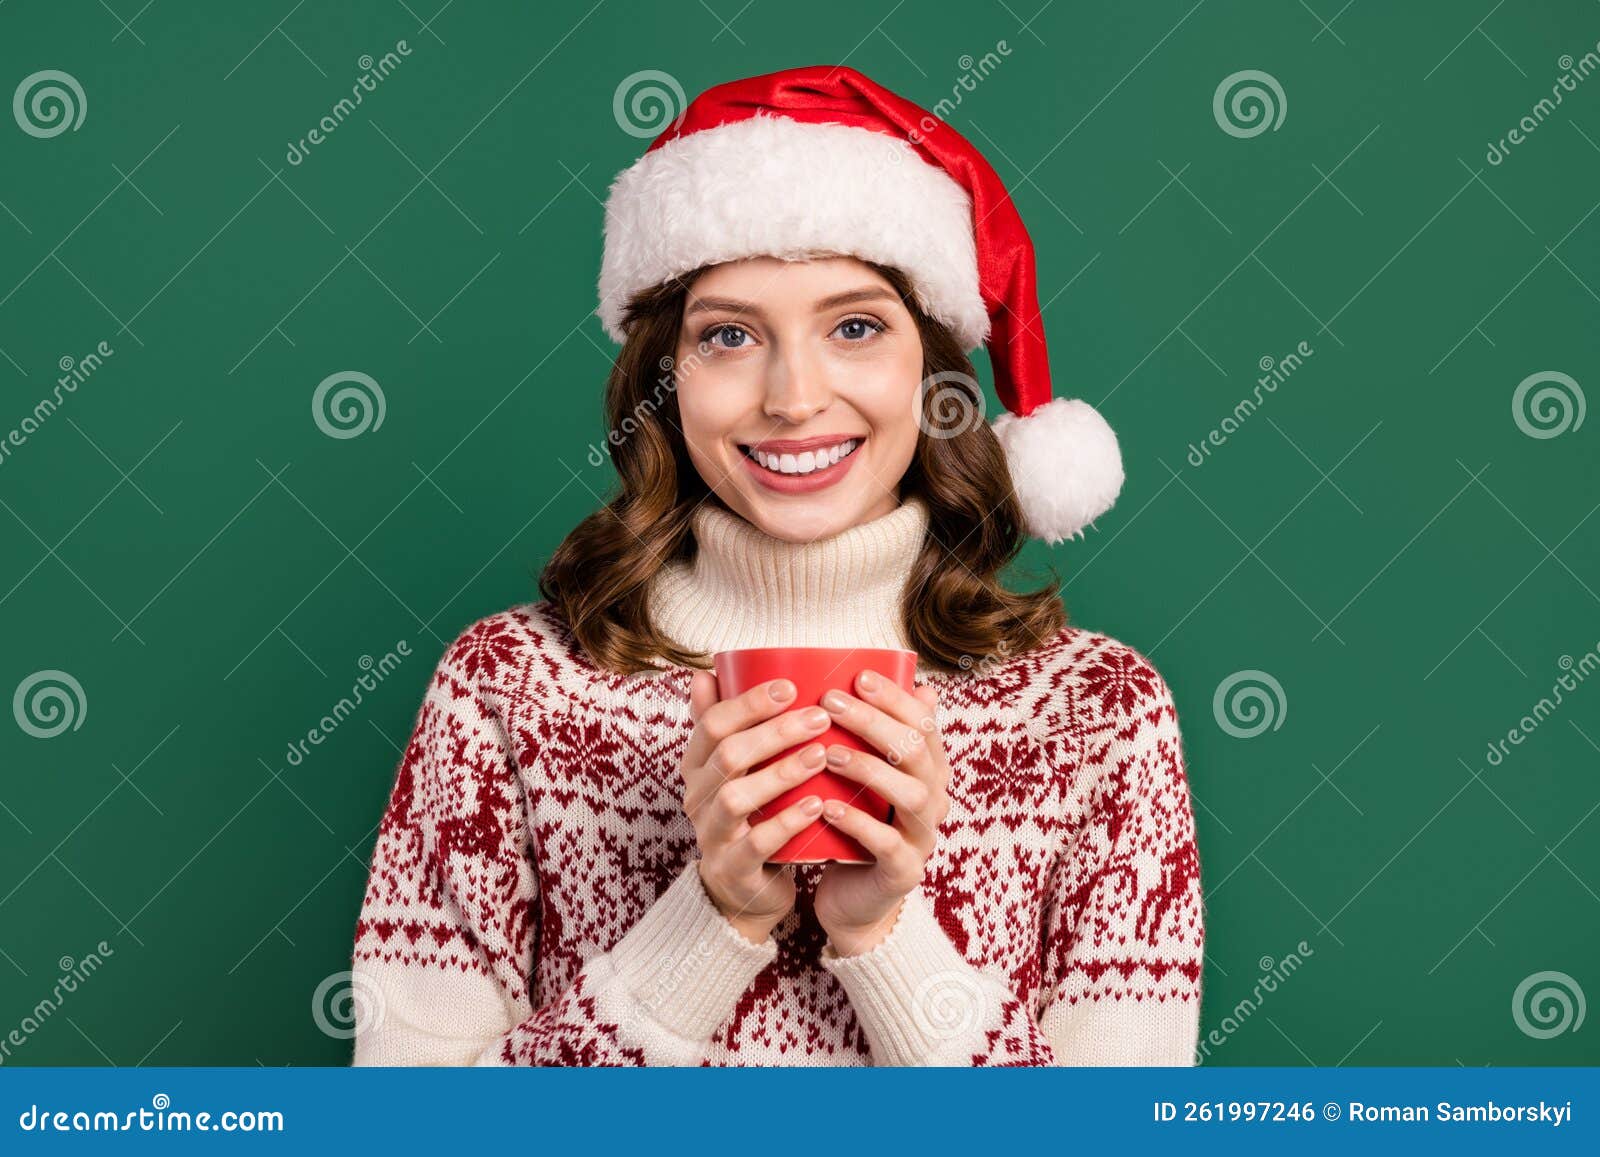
top-left (713, 646), bottom-right (918, 863)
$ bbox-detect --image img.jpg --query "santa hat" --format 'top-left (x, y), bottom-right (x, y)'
top-left (596, 65), bottom-right (1123, 543)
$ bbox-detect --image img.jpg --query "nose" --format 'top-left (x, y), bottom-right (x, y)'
top-left (762, 342), bottom-right (833, 426)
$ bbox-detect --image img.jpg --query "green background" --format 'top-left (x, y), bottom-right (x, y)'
top-left (1, 0), bottom-right (1596, 1066)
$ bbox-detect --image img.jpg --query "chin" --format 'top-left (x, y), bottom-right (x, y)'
top-left (739, 495), bottom-right (860, 543)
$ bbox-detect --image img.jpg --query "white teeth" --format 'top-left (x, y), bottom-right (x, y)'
top-left (748, 439), bottom-right (858, 476)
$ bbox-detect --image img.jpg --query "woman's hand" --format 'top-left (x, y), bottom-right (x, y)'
top-left (683, 670), bottom-right (833, 944)
top-left (811, 670), bottom-right (952, 956)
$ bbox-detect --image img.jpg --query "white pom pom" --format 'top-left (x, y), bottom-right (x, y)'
top-left (991, 397), bottom-right (1124, 544)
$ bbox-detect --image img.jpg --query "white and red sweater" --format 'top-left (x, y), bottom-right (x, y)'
top-left (350, 496), bottom-right (1205, 1066)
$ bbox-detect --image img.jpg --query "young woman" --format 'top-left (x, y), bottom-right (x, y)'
top-left (350, 66), bottom-right (1203, 1066)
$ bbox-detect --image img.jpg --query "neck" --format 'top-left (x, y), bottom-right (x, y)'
top-left (646, 496), bottom-right (930, 656)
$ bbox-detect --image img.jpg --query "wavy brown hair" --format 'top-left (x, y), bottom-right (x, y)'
top-left (538, 259), bottom-right (1067, 674)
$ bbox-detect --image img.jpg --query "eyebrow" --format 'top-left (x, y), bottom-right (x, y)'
top-left (682, 285), bottom-right (900, 320)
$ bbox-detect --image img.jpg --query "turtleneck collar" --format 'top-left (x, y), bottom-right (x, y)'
top-left (646, 496), bottom-right (930, 657)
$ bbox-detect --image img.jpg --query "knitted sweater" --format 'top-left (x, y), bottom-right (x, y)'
top-left (350, 496), bottom-right (1205, 1066)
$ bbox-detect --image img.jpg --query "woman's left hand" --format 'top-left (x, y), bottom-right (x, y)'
top-left (812, 669), bottom-right (952, 956)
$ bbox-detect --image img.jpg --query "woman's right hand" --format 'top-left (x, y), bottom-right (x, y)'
top-left (682, 670), bottom-right (832, 944)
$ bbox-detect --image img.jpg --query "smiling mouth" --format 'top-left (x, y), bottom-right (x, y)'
top-left (739, 438), bottom-right (863, 477)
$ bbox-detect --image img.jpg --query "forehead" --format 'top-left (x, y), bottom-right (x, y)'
top-left (688, 254), bottom-right (895, 300)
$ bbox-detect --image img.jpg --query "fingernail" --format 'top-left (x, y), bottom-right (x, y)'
top-left (857, 669), bottom-right (879, 691)
top-left (801, 706), bottom-right (829, 728)
top-left (799, 744), bottom-right (826, 768)
top-left (769, 680), bottom-right (795, 702)
top-left (826, 745), bottom-right (849, 767)
top-left (821, 690), bottom-right (849, 713)
top-left (823, 800), bottom-right (846, 820)
top-left (801, 795), bottom-right (823, 814)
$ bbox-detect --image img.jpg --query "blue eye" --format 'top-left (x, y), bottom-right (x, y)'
top-left (834, 316), bottom-right (886, 342)
top-left (702, 323), bottom-right (750, 350)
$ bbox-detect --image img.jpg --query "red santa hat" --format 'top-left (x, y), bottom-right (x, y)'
top-left (596, 64), bottom-right (1123, 544)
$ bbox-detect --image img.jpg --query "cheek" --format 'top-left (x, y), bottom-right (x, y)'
top-left (852, 350), bottom-right (924, 455)
top-left (674, 366), bottom-right (746, 451)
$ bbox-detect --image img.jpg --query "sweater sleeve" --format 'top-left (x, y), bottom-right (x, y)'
top-left (349, 630), bottom-right (776, 1066)
top-left (817, 652), bottom-right (1204, 1066)
top-left (818, 884), bottom-right (1058, 1065)
top-left (1034, 657), bottom-right (1205, 1064)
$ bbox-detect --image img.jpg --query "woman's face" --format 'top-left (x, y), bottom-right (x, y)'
top-left (673, 255), bottom-right (925, 543)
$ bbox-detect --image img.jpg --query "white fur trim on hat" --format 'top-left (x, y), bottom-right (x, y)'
top-left (991, 397), bottom-right (1125, 544)
top-left (597, 113), bottom-right (989, 348)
